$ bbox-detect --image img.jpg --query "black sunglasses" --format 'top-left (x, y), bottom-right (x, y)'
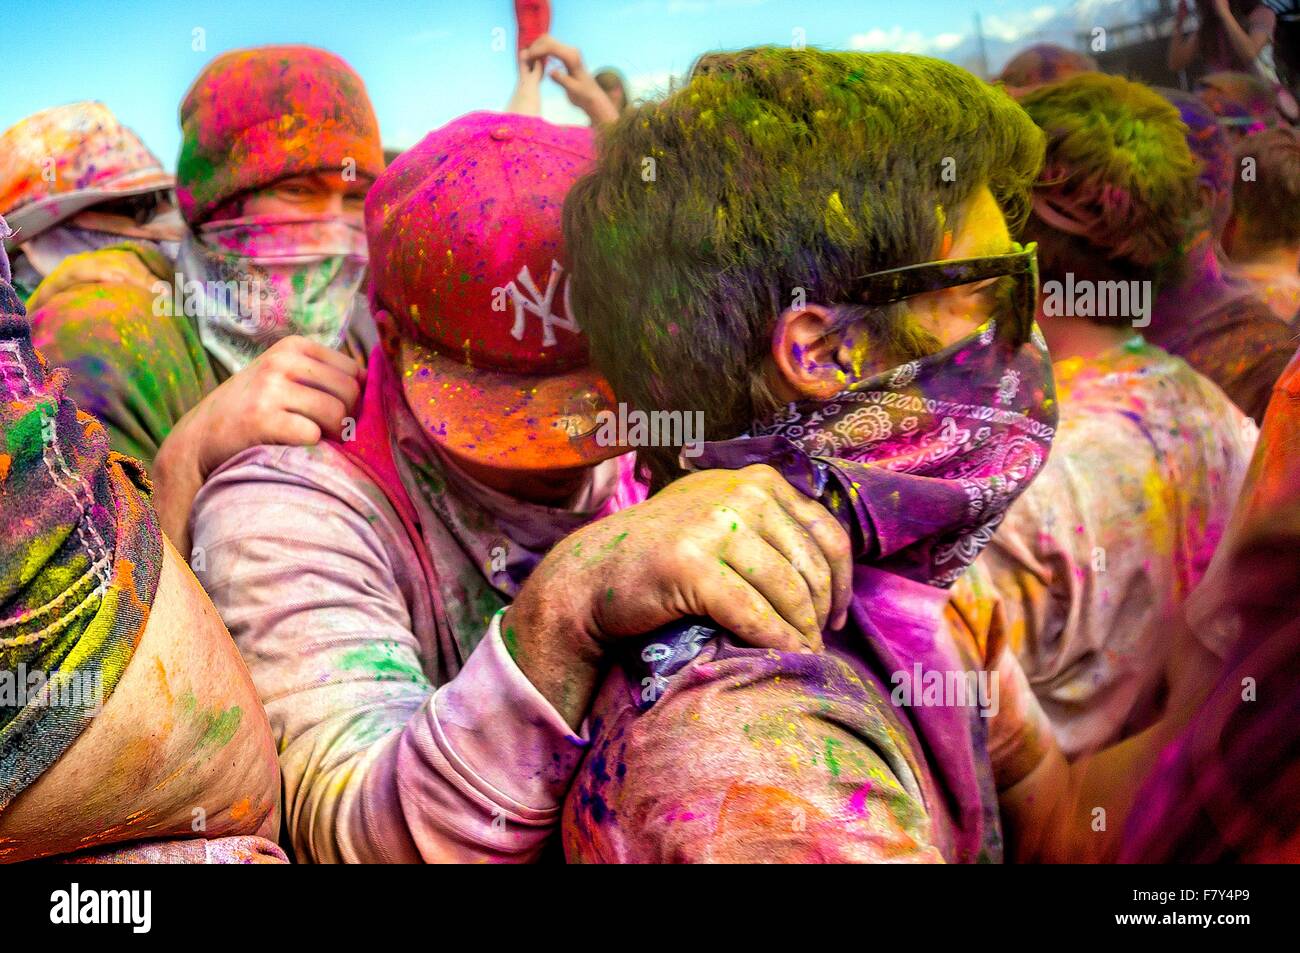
top-left (847, 241), bottom-right (1039, 345)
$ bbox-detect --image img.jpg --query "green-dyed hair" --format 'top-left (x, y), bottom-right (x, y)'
top-left (1020, 73), bottom-right (1201, 303)
top-left (565, 47), bottom-right (1044, 487)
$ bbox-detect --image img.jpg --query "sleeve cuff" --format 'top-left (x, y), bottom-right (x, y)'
top-left (429, 610), bottom-right (590, 817)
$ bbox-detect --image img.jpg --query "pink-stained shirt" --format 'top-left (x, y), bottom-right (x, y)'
top-left (561, 566), bottom-right (1054, 864)
top-left (951, 338), bottom-right (1257, 757)
top-left (189, 433), bottom-right (643, 864)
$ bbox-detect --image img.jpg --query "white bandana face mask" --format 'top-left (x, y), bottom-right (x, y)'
top-left (176, 213), bottom-right (368, 374)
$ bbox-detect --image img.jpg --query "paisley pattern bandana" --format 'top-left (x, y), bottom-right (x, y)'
top-left (694, 248), bottom-right (1057, 588)
top-left (175, 214), bottom-right (367, 374)
top-left (634, 246), bottom-right (1057, 694)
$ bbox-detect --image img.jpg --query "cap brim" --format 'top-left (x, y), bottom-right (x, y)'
top-left (396, 337), bottom-right (626, 472)
top-left (3, 170), bottom-right (175, 250)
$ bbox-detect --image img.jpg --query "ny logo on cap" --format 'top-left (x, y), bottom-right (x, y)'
top-left (503, 260), bottom-right (580, 347)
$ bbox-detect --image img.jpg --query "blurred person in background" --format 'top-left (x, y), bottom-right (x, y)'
top-left (1223, 126), bottom-right (1300, 323)
top-left (27, 46), bottom-right (384, 556)
top-left (953, 74), bottom-right (1257, 762)
top-left (0, 102), bottom-right (182, 301)
top-left (996, 43), bottom-right (1098, 97)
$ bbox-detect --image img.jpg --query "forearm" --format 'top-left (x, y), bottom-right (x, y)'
top-left (278, 621), bottom-right (588, 864)
top-left (582, 94), bottom-right (620, 127)
top-left (1169, 29), bottom-right (1197, 71)
top-left (151, 413), bottom-right (207, 555)
top-left (1221, 14), bottom-right (1268, 64)
top-left (506, 83), bottom-right (542, 116)
top-left (501, 591), bottom-right (602, 730)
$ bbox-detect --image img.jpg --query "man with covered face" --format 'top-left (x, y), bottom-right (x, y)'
top-left (554, 48), bottom-right (1192, 863)
top-left (0, 102), bottom-right (183, 302)
top-left (189, 111), bottom-right (851, 864)
top-left (28, 46), bottom-right (382, 553)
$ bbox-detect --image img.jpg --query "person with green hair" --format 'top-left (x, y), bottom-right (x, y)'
top-left (949, 72), bottom-right (1258, 764)
top-left (551, 47), bottom-right (1187, 863)
top-left (1130, 81), bottom-right (1296, 424)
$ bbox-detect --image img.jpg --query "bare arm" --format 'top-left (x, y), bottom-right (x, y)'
top-left (505, 50), bottom-right (545, 115)
top-left (0, 540), bottom-right (281, 862)
top-left (1169, 1), bottom-right (1200, 71)
top-left (1169, 28), bottom-right (1199, 71)
top-left (1215, 0), bottom-right (1274, 66)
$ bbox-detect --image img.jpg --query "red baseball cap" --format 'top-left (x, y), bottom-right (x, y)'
top-left (365, 112), bottom-right (617, 472)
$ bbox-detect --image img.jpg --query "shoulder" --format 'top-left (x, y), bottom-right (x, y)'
top-left (28, 245), bottom-right (176, 346)
top-left (28, 243), bottom-right (171, 311)
top-left (202, 442), bottom-right (388, 511)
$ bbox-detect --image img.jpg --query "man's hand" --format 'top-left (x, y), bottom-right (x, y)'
top-left (192, 336), bottom-right (362, 475)
top-left (153, 336), bottom-right (363, 551)
top-left (522, 34), bottom-right (620, 126)
top-left (504, 464), bottom-right (852, 726)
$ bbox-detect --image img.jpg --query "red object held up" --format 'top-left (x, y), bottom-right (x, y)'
top-left (516, 0), bottom-right (551, 51)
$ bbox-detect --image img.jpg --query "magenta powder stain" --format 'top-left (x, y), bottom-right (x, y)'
top-left (848, 781), bottom-right (874, 816)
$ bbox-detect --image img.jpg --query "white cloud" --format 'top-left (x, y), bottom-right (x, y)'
top-left (981, 5), bottom-right (1059, 43)
top-left (847, 26), bottom-right (972, 56)
top-left (848, 26), bottom-right (934, 55)
top-left (627, 70), bottom-right (678, 101)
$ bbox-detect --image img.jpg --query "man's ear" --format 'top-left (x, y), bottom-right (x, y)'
top-left (769, 304), bottom-right (850, 402)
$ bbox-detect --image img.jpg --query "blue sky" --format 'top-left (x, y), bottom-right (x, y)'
top-left (3, 0), bottom-right (1131, 167)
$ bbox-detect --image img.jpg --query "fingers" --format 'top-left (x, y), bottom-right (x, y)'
top-left (547, 68), bottom-right (583, 97)
top-left (265, 409), bottom-right (323, 447)
top-left (748, 500), bottom-right (835, 635)
top-left (288, 359), bottom-right (362, 410)
top-left (275, 336), bottom-right (364, 380)
top-left (693, 562), bottom-right (808, 654)
top-left (263, 337), bottom-right (362, 409)
top-left (756, 468), bottom-right (853, 631)
top-left (717, 530), bottom-right (824, 651)
top-left (278, 383), bottom-right (349, 438)
top-left (524, 35), bottom-right (586, 77)
top-left (517, 50), bottom-right (544, 80)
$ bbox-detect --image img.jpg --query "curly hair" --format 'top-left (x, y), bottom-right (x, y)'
top-left (1020, 73), bottom-right (1201, 304)
top-left (565, 47), bottom-right (1044, 486)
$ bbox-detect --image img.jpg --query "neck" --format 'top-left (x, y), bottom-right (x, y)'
top-left (1036, 313), bottom-right (1133, 361)
top-left (439, 446), bottom-right (591, 507)
top-left (1153, 237), bottom-right (1239, 324)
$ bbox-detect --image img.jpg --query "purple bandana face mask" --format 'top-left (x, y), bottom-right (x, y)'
top-left (616, 247), bottom-right (1055, 866)
top-left (692, 243), bottom-right (1058, 587)
top-left (632, 244), bottom-right (1058, 699)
